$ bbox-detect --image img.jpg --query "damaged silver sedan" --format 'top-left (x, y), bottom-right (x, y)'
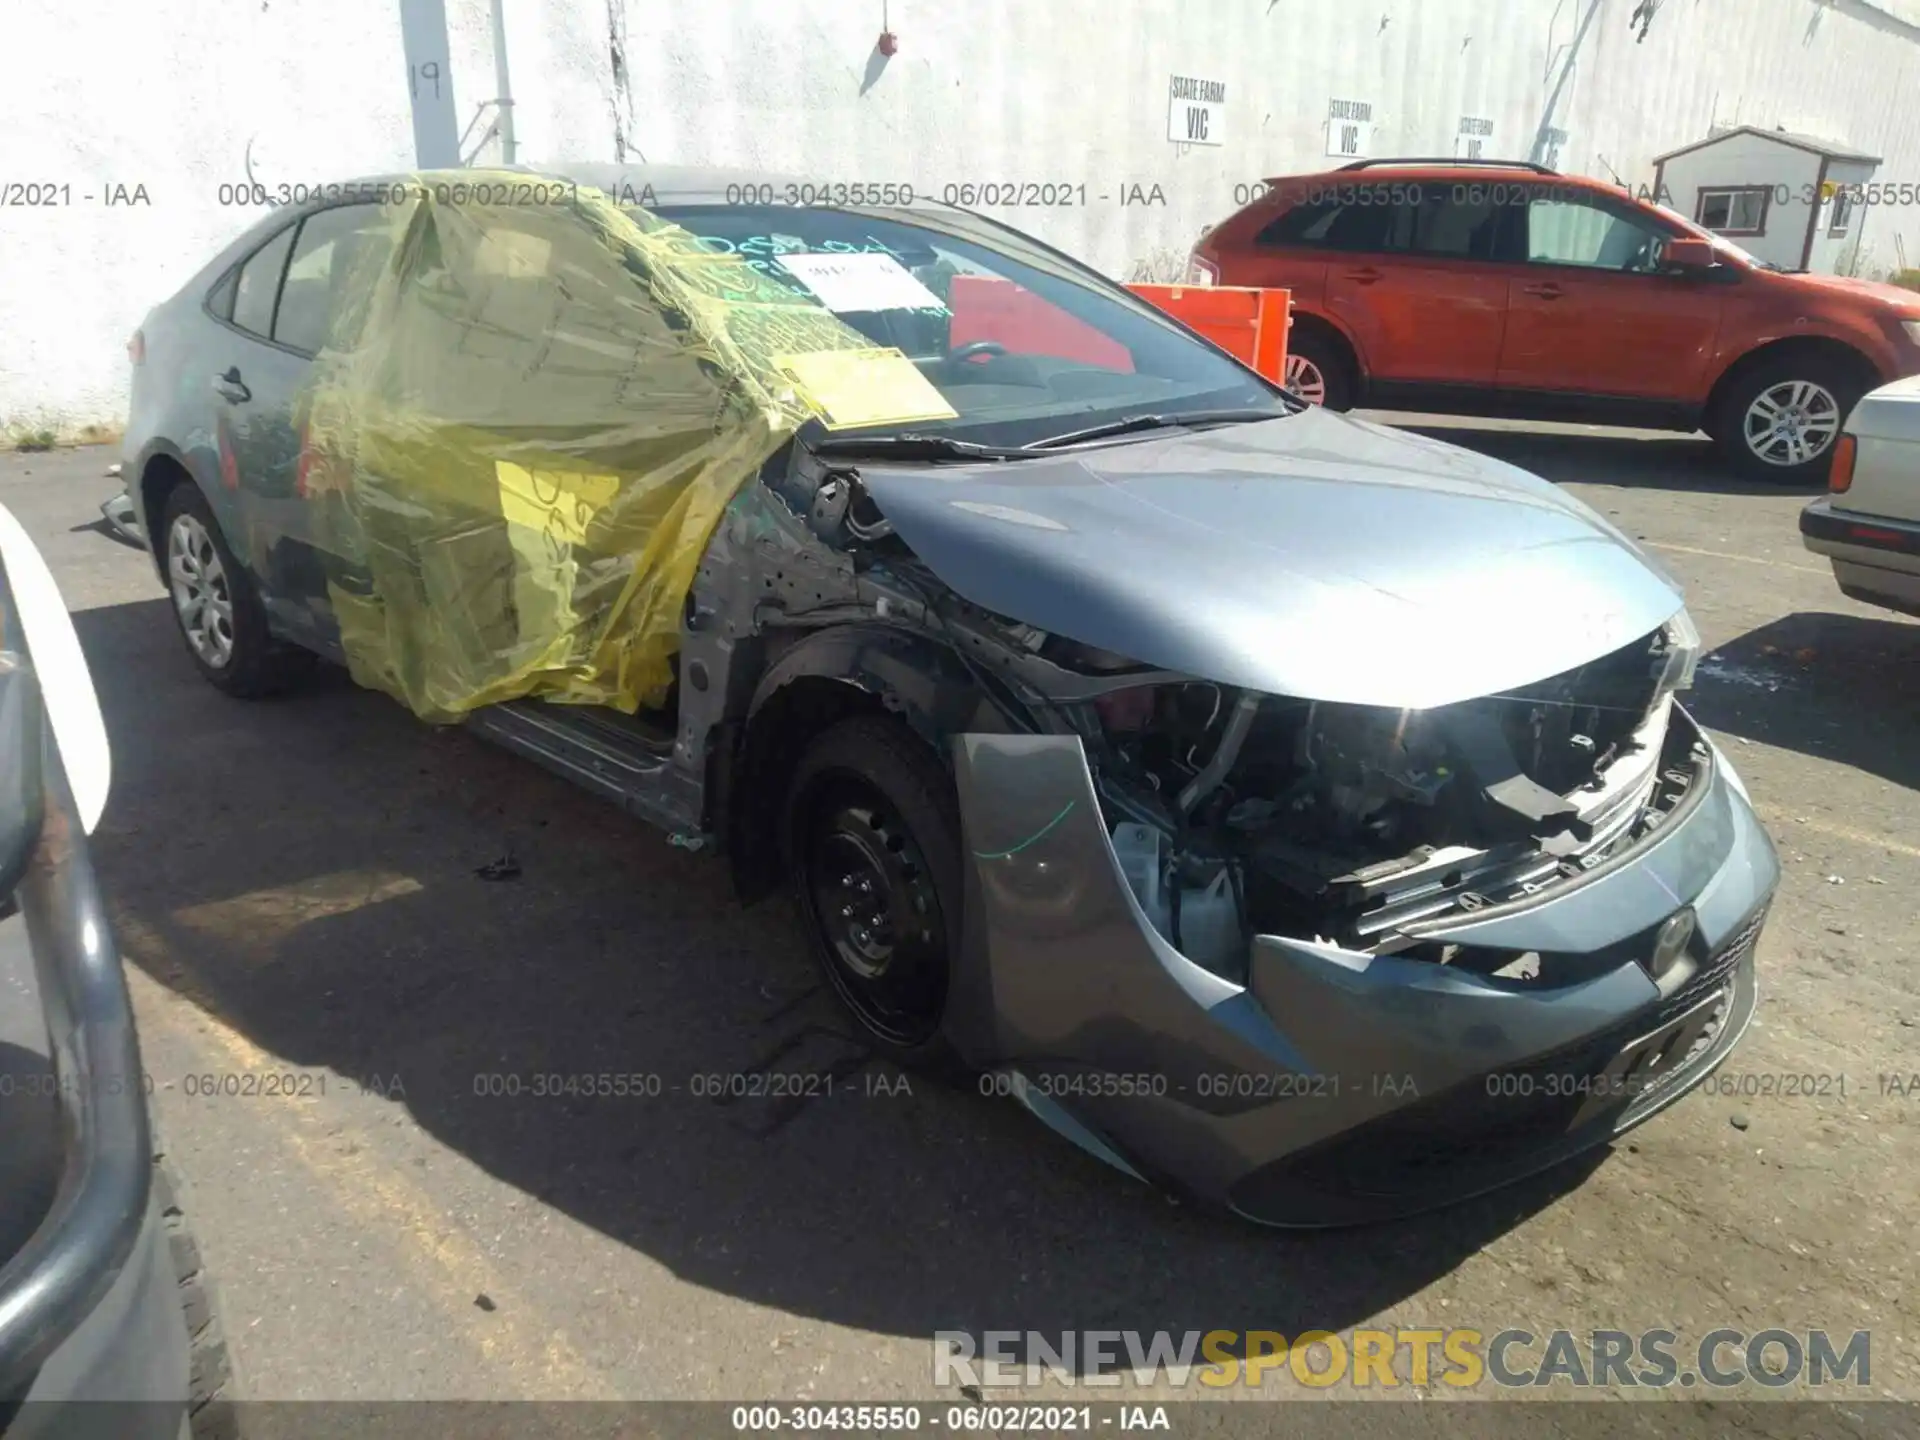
top-left (119, 164), bottom-right (1778, 1224)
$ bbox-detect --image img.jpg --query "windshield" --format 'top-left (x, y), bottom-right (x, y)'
top-left (646, 202), bottom-right (1292, 447)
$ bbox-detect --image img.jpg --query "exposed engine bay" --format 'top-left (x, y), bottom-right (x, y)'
top-left (788, 462), bottom-right (1703, 985)
top-left (1054, 625), bottom-right (1697, 976)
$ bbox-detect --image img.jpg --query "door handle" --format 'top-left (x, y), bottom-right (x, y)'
top-left (1342, 267), bottom-right (1384, 285)
top-left (1521, 282), bottom-right (1565, 300)
top-left (212, 367), bottom-right (251, 404)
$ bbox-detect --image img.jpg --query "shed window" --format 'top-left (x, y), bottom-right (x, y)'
top-left (1695, 187), bottom-right (1770, 237)
top-left (1828, 188), bottom-right (1855, 238)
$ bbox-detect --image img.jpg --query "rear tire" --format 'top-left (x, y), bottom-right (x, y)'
top-left (1284, 325), bottom-right (1357, 412)
top-left (158, 485), bottom-right (312, 697)
top-left (1712, 353), bottom-right (1868, 485)
top-left (784, 716), bottom-right (970, 1076)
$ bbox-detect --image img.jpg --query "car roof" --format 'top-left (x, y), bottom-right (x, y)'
top-left (1255, 161), bottom-right (1618, 192)
top-left (537, 161), bottom-right (785, 184)
top-left (266, 163), bottom-right (829, 211)
top-left (518, 162), bottom-right (815, 205)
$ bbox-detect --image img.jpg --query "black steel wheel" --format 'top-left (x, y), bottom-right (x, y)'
top-left (785, 717), bottom-right (967, 1069)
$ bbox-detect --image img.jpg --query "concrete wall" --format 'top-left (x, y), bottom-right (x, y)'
top-left (5, 0), bottom-right (1920, 434)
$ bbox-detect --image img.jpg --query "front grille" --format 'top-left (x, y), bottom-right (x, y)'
top-left (1667, 903), bottom-right (1766, 1018)
top-left (1230, 902), bottom-right (1769, 1211)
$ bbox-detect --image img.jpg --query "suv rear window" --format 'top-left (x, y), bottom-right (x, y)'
top-left (1256, 197), bottom-right (1393, 252)
top-left (1255, 185), bottom-right (1508, 260)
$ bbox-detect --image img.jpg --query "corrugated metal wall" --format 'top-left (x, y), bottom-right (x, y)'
top-left (3, 0), bottom-right (1918, 429)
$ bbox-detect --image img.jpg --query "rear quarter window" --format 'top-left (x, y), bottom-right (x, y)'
top-left (206, 268), bottom-right (238, 322)
top-left (230, 224), bottom-right (297, 338)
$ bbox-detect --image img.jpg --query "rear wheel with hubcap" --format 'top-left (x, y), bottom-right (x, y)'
top-left (786, 717), bottom-right (968, 1073)
top-left (159, 484), bottom-right (312, 697)
top-left (1282, 328), bottom-right (1355, 411)
top-left (167, 511), bottom-right (236, 670)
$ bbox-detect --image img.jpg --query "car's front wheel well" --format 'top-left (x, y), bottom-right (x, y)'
top-left (726, 675), bottom-right (894, 902)
top-left (1706, 337), bottom-right (1881, 424)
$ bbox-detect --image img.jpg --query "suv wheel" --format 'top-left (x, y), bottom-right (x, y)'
top-left (1283, 328), bottom-right (1355, 411)
top-left (159, 486), bottom-right (311, 697)
top-left (1714, 355), bottom-right (1866, 484)
top-left (784, 716), bottom-right (968, 1075)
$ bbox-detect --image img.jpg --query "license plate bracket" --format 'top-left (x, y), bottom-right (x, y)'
top-left (1570, 986), bottom-right (1730, 1130)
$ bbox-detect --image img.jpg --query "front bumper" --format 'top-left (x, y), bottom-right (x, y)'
top-left (950, 703), bottom-right (1778, 1225)
top-left (1800, 495), bottom-right (1920, 618)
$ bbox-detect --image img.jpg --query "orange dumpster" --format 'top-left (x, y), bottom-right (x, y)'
top-left (1126, 283), bottom-right (1292, 387)
top-left (941, 274), bottom-right (1292, 388)
top-left (947, 275), bottom-right (1135, 369)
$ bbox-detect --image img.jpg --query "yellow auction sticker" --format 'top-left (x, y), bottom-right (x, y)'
top-left (772, 347), bottom-right (960, 430)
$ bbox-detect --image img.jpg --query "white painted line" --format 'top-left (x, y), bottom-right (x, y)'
top-left (1645, 541), bottom-right (1828, 576)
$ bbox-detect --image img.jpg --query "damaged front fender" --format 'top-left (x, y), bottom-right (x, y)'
top-left (749, 623), bottom-right (1027, 757)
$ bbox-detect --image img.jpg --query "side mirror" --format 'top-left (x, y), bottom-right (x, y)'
top-left (1661, 238), bottom-right (1717, 271)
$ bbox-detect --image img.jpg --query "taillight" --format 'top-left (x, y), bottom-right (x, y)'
top-left (1829, 433), bottom-right (1855, 493)
top-left (127, 329), bottom-right (145, 365)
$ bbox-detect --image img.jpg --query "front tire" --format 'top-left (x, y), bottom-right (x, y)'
top-left (784, 716), bottom-right (969, 1074)
top-left (159, 485), bottom-right (311, 697)
top-left (1713, 354), bottom-right (1867, 484)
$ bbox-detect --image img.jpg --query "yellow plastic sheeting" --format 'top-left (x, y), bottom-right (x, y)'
top-left (297, 170), bottom-right (955, 722)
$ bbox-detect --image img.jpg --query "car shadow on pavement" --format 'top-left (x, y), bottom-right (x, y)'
top-left (78, 598), bottom-right (1605, 1363)
top-left (1394, 423), bottom-right (1814, 497)
top-left (1685, 609), bottom-right (1920, 791)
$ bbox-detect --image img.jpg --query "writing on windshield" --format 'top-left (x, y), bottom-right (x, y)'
top-left (689, 231), bottom-right (952, 316)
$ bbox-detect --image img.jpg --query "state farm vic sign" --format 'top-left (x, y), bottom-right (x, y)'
top-left (1168, 75), bottom-right (1226, 146)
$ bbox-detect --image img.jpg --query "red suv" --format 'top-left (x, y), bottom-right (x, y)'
top-left (1192, 159), bottom-right (1920, 482)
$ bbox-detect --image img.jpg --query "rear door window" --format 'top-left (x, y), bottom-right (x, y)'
top-left (1404, 189), bottom-right (1506, 260)
top-left (1258, 186), bottom-right (1508, 261)
top-left (272, 204), bottom-right (396, 354)
top-left (229, 224), bottom-right (297, 338)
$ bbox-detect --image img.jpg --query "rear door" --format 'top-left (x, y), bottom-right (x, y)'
top-left (252, 203), bottom-right (398, 638)
top-left (1497, 189), bottom-right (1724, 400)
top-left (1303, 181), bottom-right (1511, 385)
top-left (205, 203), bottom-right (396, 645)
top-left (204, 220), bottom-right (311, 636)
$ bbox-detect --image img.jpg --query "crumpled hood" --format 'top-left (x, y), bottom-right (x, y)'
top-left (858, 407), bottom-right (1684, 710)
